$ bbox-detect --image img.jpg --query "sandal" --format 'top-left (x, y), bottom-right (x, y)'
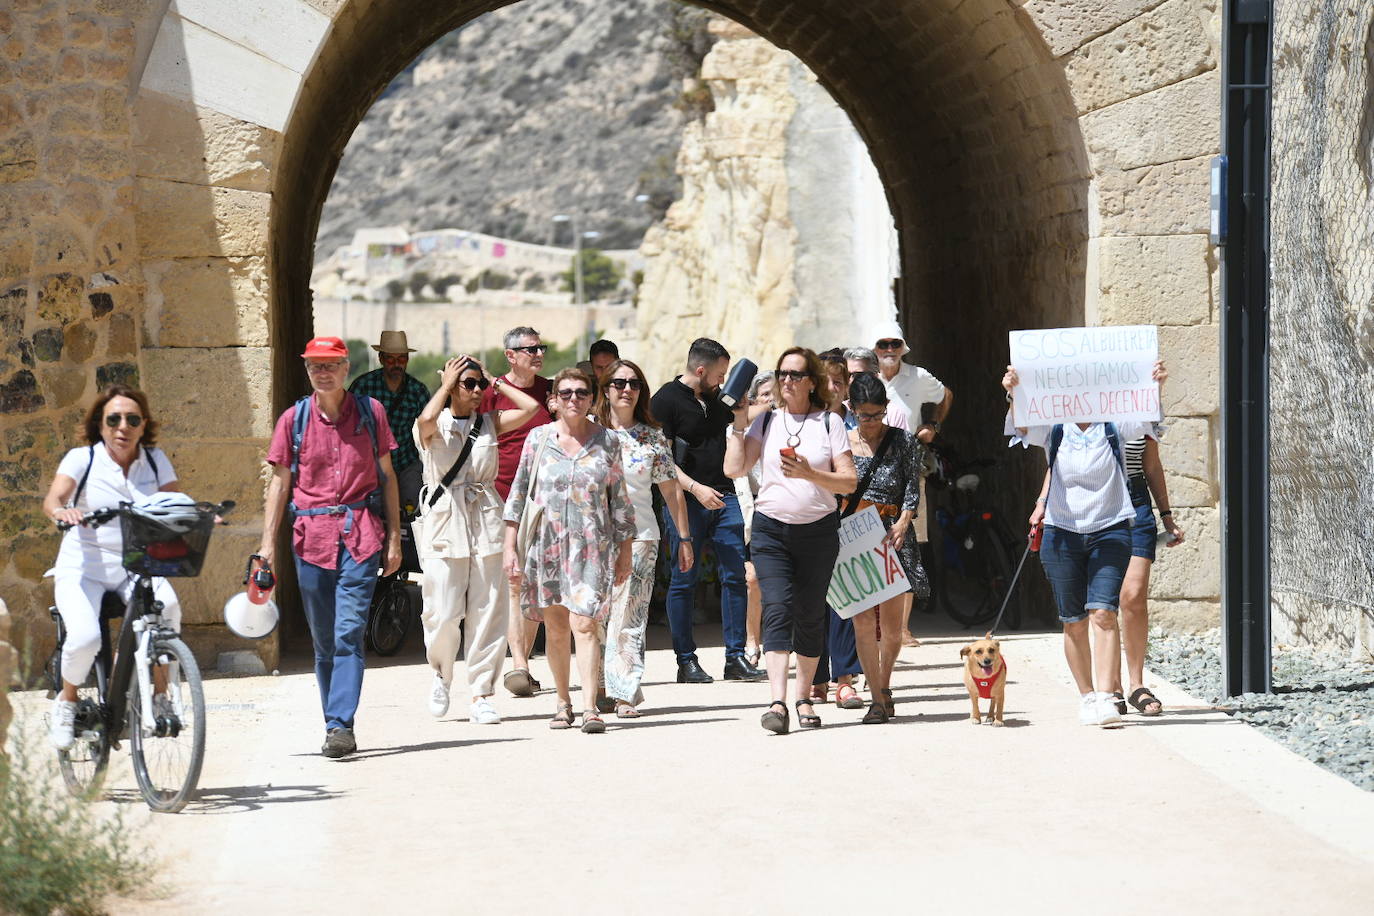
top-left (581, 710), bottom-right (606, 734)
top-left (809, 684), bottom-right (829, 704)
top-left (614, 702), bottom-right (642, 719)
top-left (882, 687), bottom-right (895, 717)
top-left (795, 699), bottom-right (822, 729)
top-left (1129, 687), bottom-right (1164, 717)
top-left (1111, 691), bottom-right (1128, 716)
top-left (862, 701), bottom-right (889, 724)
top-left (549, 702), bottom-right (575, 730)
top-left (504, 668), bottom-right (536, 698)
top-left (746, 648), bottom-right (761, 668)
top-left (595, 694), bottom-right (616, 714)
top-left (760, 700), bottom-right (789, 735)
top-left (835, 682), bottom-right (865, 710)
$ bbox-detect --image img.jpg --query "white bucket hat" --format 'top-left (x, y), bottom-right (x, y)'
top-left (872, 319), bottom-right (909, 356)
top-left (371, 330), bottom-right (416, 354)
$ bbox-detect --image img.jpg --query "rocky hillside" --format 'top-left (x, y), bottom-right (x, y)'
top-left (316, 0), bottom-right (713, 259)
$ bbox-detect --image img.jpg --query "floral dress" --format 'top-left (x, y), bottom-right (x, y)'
top-left (503, 424), bottom-right (637, 620)
top-left (850, 428), bottom-right (930, 598)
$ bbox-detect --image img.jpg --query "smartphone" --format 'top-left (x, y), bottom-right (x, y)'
top-left (779, 447), bottom-right (796, 459)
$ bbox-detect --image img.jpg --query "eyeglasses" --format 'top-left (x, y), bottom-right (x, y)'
top-left (305, 360), bottom-right (346, 373)
top-left (456, 377), bottom-right (489, 391)
top-left (556, 388), bottom-right (592, 400)
top-left (104, 413), bottom-right (143, 428)
top-left (776, 370), bottom-right (809, 382)
top-left (509, 344), bottom-right (548, 355)
top-left (854, 409), bottom-right (888, 422)
top-left (606, 378), bottom-right (644, 391)
top-left (875, 339), bottom-right (904, 351)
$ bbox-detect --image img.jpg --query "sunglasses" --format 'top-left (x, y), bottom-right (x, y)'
top-left (305, 360), bottom-right (346, 373)
top-left (875, 339), bottom-right (904, 351)
top-left (104, 412), bottom-right (143, 428)
top-left (776, 370), bottom-right (809, 382)
top-left (556, 388), bottom-right (592, 400)
top-left (854, 409), bottom-right (888, 422)
top-left (510, 344), bottom-right (549, 355)
top-left (606, 378), bottom-right (644, 391)
top-left (456, 377), bottom-right (489, 391)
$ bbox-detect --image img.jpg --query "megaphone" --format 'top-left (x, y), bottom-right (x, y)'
top-left (719, 358), bottom-right (758, 409)
top-left (224, 554), bottom-right (279, 639)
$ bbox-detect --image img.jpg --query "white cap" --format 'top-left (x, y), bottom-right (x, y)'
top-left (872, 319), bottom-right (909, 356)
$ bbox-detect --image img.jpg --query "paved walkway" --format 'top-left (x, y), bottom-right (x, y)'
top-left (14, 621), bottom-right (1374, 914)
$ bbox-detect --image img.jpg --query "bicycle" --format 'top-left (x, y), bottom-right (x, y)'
top-left (365, 507), bottom-right (420, 656)
top-left (926, 451), bottom-right (1022, 630)
top-left (49, 498), bottom-right (233, 813)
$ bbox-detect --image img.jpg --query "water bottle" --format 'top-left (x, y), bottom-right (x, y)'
top-left (719, 358), bottom-right (758, 409)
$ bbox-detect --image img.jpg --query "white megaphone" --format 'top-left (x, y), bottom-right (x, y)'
top-left (223, 554), bottom-right (279, 639)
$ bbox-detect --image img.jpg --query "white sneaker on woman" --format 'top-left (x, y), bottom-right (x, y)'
top-left (1078, 693), bottom-right (1101, 726)
top-left (50, 698), bottom-right (77, 750)
top-left (1095, 693), bottom-right (1124, 728)
top-left (428, 674), bottom-right (450, 718)
top-left (470, 696), bottom-right (500, 725)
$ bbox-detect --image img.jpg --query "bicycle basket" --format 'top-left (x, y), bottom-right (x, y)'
top-left (120, 505), bottom-right (217, 577)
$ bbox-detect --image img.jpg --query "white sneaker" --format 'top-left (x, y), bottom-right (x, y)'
top-left (1095, 693), bottom-right (1124, 728)
top-left (1078, 693), bottom-right (1100, 726)
top-left (50, 698), bottom-right (77, 750)
top-left (427, 674), bottom-right (451, 718)
top-left (470, 696), bottom-right (501, 725)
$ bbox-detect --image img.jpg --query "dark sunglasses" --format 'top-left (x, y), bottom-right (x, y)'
top-left (510, 344), bottom-right (549, 355)
top-left (556, 388), bottom-right (592, 400)
top-left (104, 413), bottom-right (143, 428)
top-left (456, 377), bottom-right (489, 391)
top-left (875, 338), bottom-right (904, 350)
top-left (776, 370), bottom-right (809, 382)
top-left (606, 378), bottom-right (644, 391)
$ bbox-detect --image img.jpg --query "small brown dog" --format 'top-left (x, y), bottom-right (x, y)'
top-left (960, 633), bottom-right (1007, 726)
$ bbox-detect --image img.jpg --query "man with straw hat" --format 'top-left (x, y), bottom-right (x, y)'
top-left (350, 330), bottom-right (430, 511)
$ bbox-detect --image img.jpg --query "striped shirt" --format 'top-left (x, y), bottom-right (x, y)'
top-left (349, 369), bottom-right (431, 472)
top-left (1124, 436), bottom-right (1147, 480)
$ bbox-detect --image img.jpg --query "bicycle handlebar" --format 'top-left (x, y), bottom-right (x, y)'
top-left (56, 499), bottom-right (236, 531)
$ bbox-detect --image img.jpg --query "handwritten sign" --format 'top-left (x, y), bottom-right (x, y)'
top-left (1009, 325), bottom-right (1160, 426)
top-left (827, 506), bottom-right (910, 619)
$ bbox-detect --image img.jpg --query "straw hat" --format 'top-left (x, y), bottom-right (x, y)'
top-left (371, 330), bottom-right (416, 354)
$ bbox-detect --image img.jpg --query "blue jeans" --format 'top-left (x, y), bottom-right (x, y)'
top-left (1039, 522), bottom-right (1132, 624)
top-left (662, 492), bottom-right (748, 663)
top-left (295, 543), bottom-right (381, 731)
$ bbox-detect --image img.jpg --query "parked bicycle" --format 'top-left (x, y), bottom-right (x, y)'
top-left (49, 498), bottom-right (232, 813)
top-left (365, 507), bottom-right (420, 656)
top-left (926, 450), bottom-right (1022, 630)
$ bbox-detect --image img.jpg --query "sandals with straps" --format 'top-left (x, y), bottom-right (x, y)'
top-left (795, 699), bottom-right (822, 729)
top-left (549, 702), bottom-right (575, 730)
top-left (581, 710), bottom-right (606, 734)
top-left (1129, 687), bottom-right (1164, 717)
top-left (760, 700), bottom-right (789, 735)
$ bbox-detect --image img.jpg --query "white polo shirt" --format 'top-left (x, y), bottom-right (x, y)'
top-left (47, 444), bottom-right (177, 578)
top-left (1012, 420), bottom-right (1156, 534)
top-left (883, 362), bottom-right (945, 423)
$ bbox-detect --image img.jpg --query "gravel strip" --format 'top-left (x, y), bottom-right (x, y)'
top-left (1148, 629), bottom-right (1374, 792)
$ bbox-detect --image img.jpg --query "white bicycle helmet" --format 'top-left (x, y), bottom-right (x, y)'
top-left (131, 491), bottom-right (202, 533)
top-left (223, 591), bottom-right (279, 640)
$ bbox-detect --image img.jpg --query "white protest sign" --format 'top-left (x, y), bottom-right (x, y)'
top-left (827, 506), bottom-right (910, 619)
top-left (1009, 325), bottom-right (1160, 426)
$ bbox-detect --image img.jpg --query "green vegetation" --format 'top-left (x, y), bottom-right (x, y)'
top-left (560, 249), bottom-right (625, 302)
top-left (345, 337), bottom-right (587, 395)
top-left (0, 701), bottom-right (156, 915)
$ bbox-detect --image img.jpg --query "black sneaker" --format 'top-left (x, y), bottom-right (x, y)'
top-left (322, 727), bottom-right (356, 758)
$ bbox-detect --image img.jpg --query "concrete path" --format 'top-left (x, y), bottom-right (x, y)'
top-left (13, 622), bottom-right (1374, 914)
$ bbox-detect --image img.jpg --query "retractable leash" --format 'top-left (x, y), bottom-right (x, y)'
top-left (988, 523), bottom-right (1042, 635)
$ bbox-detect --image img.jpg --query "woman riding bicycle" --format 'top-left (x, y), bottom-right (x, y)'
top-left (42, 384), bottom-right (182, 750)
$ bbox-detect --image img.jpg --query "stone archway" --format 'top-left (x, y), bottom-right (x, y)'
top-left (0, 0), bottom-right (1223, 667)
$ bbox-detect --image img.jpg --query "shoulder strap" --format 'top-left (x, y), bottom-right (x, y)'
top-left (842, 427), bottom-right (898, 518)
top-left (144, 445), bottom-right (159, 484)
top-left (290, 395), bottom-right (312, 481)
top-left (426, 415), bottom-right (483, 509)
top-left (69, 445), bottom-right (96, 508)
top-left (1047, 424), bottom-right (1065, 470)
top-left (352, 392), bottom-right (380, 459)
top-left (761, 409), bottom-right (773, 437)
top-left (1104, 422), bottom-right (1124, 471)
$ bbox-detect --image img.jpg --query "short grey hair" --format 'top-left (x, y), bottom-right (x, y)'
top-left (748, 370), bottom-right (775, 400)
top-left (503, 326), bottom-right (540, 350)
top-left (843, 347), bottom-right (878, 372)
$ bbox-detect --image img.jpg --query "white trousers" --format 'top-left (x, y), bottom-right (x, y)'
top-left (420, 553), bottom-right (508, 697)
top-left (53, 568), bottom-right (181, 687)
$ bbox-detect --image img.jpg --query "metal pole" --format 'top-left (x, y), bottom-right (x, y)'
top-left (1219, 0), bottom-right (1273, 696)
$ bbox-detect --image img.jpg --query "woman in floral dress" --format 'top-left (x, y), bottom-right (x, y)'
top-left (594, 359), bottom-right (694, 717)
top-left (502, 367), bottom-right (636, 733)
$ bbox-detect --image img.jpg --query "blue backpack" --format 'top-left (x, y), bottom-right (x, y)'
top-left (1047, 422), bottom-right (1124, 475)
top-left (288, 393), bottom-right (386, 534)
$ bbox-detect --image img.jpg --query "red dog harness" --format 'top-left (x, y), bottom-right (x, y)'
top-left (973, 660), bottom-right (1007, 699)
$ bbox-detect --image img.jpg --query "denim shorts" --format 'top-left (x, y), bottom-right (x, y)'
top-left (1128, 479), bottom-right (1157, 561)
top-left (1039, 521), bottom-right (1132, 624)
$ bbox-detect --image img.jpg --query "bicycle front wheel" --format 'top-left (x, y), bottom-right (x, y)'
top-left (129, 636), bottom-right (205, 813)
top-left (939, 522), bottom-right (1015, 628)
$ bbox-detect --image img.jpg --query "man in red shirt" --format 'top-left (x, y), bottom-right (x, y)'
top-left (259, 336), bottom-right (402, 758)
top-left (479, 326), bottom-right (553, 696)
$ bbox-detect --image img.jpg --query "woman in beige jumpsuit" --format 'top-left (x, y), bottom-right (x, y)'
top-left (415, 357), bottom-right (540, 723)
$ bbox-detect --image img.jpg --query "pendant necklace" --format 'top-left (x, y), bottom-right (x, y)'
top-left (780, 408), bottom-right (805, 449)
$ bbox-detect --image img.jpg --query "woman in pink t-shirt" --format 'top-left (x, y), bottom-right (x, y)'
top-left (724, 347), bottom-right (857, 734)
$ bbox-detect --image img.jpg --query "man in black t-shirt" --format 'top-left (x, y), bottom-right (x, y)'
top-left (650, 338), bottom-right (764, 684)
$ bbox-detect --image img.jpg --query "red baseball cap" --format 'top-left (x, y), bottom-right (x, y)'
top-left (301, 336), bottom-right (348, 359)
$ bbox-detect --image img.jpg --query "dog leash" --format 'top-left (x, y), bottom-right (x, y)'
top-left (988, 523), bottom-right (1042, 635)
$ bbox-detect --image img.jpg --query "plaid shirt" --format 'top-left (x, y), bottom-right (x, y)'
top-left (348, 368), bottom-right (430, 471)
